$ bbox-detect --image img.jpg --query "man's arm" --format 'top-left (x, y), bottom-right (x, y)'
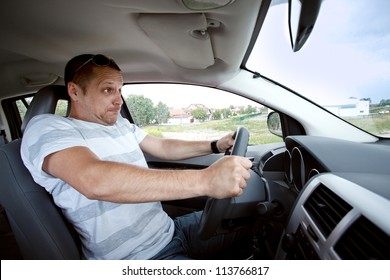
top-left (139, 132), bottom-right (235, 160)
top-left (43, 146), bottom-right (251, 203)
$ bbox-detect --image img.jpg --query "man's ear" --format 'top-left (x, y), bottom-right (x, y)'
top-left (67, 82), bottom-right (80, 101)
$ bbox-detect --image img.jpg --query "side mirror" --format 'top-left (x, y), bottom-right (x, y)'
top-left (267, 111), bottom-right (283, 138)
top-left (288, 0), bottom-right (322, 52)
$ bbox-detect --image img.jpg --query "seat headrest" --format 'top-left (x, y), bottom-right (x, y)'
top-left (21, 85), bottom-right (70, 134)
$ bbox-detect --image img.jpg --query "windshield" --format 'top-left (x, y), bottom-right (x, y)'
top-left (247, 0), bottom-right (390, 137)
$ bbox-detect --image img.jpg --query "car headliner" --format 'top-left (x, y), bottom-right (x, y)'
top-left (0, 0), bottom-right (279, 98)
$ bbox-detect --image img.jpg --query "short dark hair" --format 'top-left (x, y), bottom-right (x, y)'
top-left (64, 54), bottom-right (121, 90)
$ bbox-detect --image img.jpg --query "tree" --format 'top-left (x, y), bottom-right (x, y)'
top-left (155, 101), bottom-right (170, 124)
top-left (240, 105), bottom-right (257, 115)
top-left (222, 108), bottom-right (233, 118)
top-left (229, 105), bottom-right (237, 116)
top-left (379, 99), bottom-right (390, 106)
top-left (55, 100), bottom-right (68, 116)
top-left (125, 95), bottom-right (155, 126)
top-left (190, 108), bottom-right (208, 122)
top-left (245, 105), bottom-right (257, 114)
top-left (212, 109), bottom-right (222, 120)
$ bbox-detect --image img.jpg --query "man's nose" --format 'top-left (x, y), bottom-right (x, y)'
top-left (114, 92), bottom-right (123, 105)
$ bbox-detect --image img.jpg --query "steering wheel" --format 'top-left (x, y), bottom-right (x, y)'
top-left (198, 126), bottom-right (250, 240)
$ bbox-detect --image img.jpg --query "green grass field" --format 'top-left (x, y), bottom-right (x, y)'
top-left (143, 117), bottom-right (283, 145)
top-left (143, 113), bottom-right (390, 145)
top-left (346, 114), bottom-right (390, 136)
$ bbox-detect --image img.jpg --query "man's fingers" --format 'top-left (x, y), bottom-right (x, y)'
top-left (206, 155), bottom-right (253, 198)
top-left (239, 156), bottom-right (253, 169)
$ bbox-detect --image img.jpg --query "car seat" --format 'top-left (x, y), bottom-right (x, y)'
top-left (0, 85), bottom-right (81, 259)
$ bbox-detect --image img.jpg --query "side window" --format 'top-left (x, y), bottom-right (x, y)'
top-left (1, 95), bottom-right (33, 140)
top-left (16, 96), bottom-right (33, 121)
top-left (16, 96), bottom-right (68, 121)
top-left (122, 84), bottom-right (282, 145)
top-left (54, 100), bottom-right (69, 116)
top-left (2, 94), bottom-right (69, 140)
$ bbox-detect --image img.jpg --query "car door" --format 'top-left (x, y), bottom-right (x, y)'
top-left (123, 83), bottom-right (283, 217)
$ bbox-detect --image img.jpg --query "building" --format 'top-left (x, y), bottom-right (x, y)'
top-left (323, 98), bottom-right (369, 117)
top-left (168, 104), bottom-right (211, 124)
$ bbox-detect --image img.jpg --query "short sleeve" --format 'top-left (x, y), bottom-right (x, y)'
top-left (21, 114), bottom-right (88, 182)
top-left (117, 116), bottom-right (147, 144)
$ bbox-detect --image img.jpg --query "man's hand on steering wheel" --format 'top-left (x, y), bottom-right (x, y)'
top-left (213, 131), bottom-right (236, 154)
top-left (198, 126), bottom-right (251, 240)
top-left (203, 156), bottom-right (252, 199)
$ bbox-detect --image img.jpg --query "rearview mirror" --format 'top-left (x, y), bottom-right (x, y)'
top-left (288, 0), bottom-right (322, 52)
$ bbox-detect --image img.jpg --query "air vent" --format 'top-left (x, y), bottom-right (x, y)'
top-left (335, 216), bottom-right (390, 259)
top-left (304, 184), bottom-right (352, 237)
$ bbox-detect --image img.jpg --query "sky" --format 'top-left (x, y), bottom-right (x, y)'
top-left (247, 0), bottom-right (390, 105)
top-left (122, 83), bottom-right (260, 109)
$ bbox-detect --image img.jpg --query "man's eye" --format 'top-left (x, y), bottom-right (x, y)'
top-left (103, 88), bottom-right (112, 94)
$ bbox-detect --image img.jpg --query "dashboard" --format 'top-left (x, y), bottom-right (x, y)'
top-left (258, 135), bottom-right (390, 260)
top-left (149, 134), bottom-right (390, 259)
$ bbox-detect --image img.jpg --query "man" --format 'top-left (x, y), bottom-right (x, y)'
top-left (21, 54), bottom-right (252, 259)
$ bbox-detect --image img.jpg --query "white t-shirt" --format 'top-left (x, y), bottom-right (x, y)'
top-left (21, 114), bottom-right (174, 259)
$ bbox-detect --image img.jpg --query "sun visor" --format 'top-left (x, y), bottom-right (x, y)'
top-left (138, 13), bottom-right (215, 69)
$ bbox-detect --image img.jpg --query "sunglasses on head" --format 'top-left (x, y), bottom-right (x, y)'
top-left (75, 54), bottom-right (115, 74)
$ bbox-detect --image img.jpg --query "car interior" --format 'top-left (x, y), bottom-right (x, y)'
top-left (0, 0), bottom-right (389, 260)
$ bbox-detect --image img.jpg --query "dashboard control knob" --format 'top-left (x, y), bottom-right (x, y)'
top-left (281, 233), bottom-right (296, 253)
top-left (256, 201), bottom-right (281, 216)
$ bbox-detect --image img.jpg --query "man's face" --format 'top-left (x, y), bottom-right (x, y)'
top-left (71, 66), bottom-right (124, 126)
